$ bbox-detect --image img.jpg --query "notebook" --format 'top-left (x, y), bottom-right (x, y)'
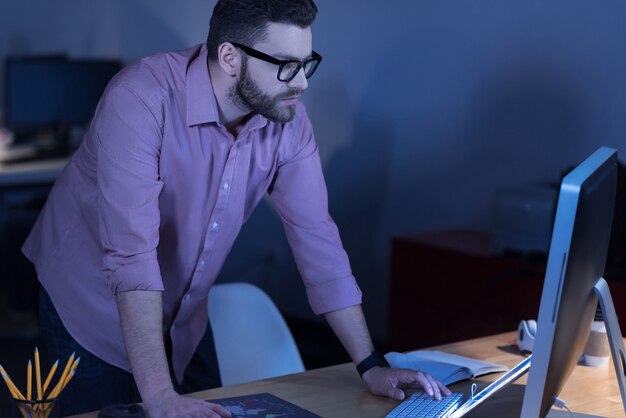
top-left (385, 350), bottom-right (509, 385)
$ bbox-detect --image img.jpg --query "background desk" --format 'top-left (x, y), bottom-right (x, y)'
top-left (0, 157), bottom-right (69, 414)
top-left (0, 157), bottom-right (68, 188)
top-left (0, 157), bottom-right (68, 334)
top-left (67, 332), bottom-right (625, 418)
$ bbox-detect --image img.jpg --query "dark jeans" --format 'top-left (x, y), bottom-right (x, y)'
top-left (39, 288), bottom-right (221, 416)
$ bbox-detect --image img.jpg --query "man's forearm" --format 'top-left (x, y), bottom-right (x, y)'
top-left (116, 290), bottom-right (175, 402)
top-left (324, 305), bottom-right (374, 364)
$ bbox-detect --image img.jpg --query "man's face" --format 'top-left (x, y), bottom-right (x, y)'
top-left (229, 22), bottom-right (313, 123)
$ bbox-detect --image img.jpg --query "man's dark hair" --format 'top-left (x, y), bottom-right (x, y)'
top-left (206, 0), bottom-right (318, 61)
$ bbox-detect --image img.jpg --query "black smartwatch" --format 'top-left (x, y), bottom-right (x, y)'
top-left (356, 351), bottom-right (390, 377)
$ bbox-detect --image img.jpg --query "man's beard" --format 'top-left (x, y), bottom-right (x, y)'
top-left (229, 58), bottom-right (302, 123)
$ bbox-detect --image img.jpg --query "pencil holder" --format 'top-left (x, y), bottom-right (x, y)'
top-left (11, 397), bottom-right (60, 418)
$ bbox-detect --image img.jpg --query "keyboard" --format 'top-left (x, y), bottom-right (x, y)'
top-left (385, 392), bottom-right (464, 418)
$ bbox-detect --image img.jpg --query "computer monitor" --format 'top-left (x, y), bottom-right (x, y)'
top-left (521, 147), bottom-right (626, 417)
top-left (4, 55), bottom-right (121, 156)
top-left (5, 56), bottom-right (66, 129)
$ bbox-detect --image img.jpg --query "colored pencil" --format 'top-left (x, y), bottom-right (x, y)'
top-left (35, 347), bottom-right (42, 400)
top-left (27, 360), bottom-right (32, 400)
top-left (42, 360), bottom-right (58, 396)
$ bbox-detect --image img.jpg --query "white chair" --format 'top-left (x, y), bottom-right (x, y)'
top-left (208, 282), bottom-right (305, 386)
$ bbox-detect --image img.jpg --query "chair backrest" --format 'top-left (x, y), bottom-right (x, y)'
top-left (208, 282), bottom-right (305, 386)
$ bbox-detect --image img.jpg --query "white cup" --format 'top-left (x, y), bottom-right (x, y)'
top-left (583, 321), bottom-right (610, 367)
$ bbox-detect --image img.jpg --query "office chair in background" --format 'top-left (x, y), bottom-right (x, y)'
top-left (208, 282), bottom-right (305, 386)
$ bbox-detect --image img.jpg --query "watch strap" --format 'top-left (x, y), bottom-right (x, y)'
top-left (356, 351), bottom-right (390, 377)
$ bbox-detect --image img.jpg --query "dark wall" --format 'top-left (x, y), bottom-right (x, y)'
top-left (2, 0), bottom-right (626, 339)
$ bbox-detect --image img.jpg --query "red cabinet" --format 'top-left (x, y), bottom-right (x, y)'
top-left (387, 229), bottom-right (626, 352)
top-left (388, 230), bottom-right (546, 352)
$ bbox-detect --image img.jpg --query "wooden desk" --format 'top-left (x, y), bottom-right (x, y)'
top-left (67, 332), bottom-right (625, 418)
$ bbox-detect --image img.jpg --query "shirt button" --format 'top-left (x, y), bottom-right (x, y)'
top-left (197, 260), bottom-right (206, 269)
top-left (223, 183), bottom-right (229, 190)
top-left (211, 222), bottom-right (219, 230)
top-left (183, 294), bottom-right (191, 303)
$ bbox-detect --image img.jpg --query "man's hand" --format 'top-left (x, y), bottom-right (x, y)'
top-left (323, 306), bottom-right (451, 401)
top-left (144, 388), bottom-right (231, 418)
top-left (117, 291), bottom-right (230, 417)
top-left (361, 366), bottom-right (452, 401)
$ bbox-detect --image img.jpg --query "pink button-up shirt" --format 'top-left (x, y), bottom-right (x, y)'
top-left (23, 43), bottom-right (361, 382)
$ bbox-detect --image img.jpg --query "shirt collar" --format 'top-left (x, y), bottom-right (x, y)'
top-left (185, 43), bottom-right (270, 132)
top-left (186, 44), bottom-right (220, 126)
top-left (245, 113), bottom-right (270, 132)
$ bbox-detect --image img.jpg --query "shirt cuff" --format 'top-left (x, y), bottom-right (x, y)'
top-left (106, 251), bottom-right (165, 294)
top-left (306, 274), bottom-right (362, 314)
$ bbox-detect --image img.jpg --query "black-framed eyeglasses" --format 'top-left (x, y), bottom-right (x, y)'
top-left (230, 42), bottom-right (322, 82)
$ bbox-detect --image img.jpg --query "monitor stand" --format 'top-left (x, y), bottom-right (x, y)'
top-left (594, 277), bottom-right (626, 413)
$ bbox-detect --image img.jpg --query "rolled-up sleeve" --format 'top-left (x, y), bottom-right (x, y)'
top-left (93, 83), bottom-right (165, 294)
top-left (269, 108), bottom-right (362, 314)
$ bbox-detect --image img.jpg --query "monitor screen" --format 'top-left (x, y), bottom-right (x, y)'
top-left (4, 56), bottom-right (121, 130)
top-left (5, 56), bottom-right (68, 129)
top-left (520, 147), bottom-right (618, 417)
top-left (62, 60), bottom-right (123, 125)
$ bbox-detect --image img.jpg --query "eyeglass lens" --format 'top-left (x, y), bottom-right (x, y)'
top-left (279, 58), bottom-right (320, 81)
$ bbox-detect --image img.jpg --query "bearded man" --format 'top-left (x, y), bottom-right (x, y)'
top-left (23, 1), bottom-right (450, 417)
